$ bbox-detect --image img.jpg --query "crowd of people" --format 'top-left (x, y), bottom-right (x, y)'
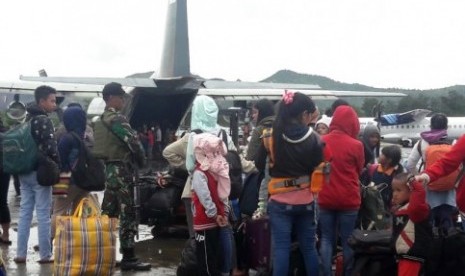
top-left (165, 92), bottom-right (465, 276)
top-left (1, 83), bottom-right (465, 275)
top-left (0, 83), bottom-right (151, 271)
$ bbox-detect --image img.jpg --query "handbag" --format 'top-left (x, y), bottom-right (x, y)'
top-left (37, 152), bottom-right (60, 186)
top-left (348, 229), bottom-right (393, 254)
top-left (54, 197), bottom-right (118, 276)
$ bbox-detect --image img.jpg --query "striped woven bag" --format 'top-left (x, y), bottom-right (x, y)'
top-left (54, 197), bottom-right (118, 276)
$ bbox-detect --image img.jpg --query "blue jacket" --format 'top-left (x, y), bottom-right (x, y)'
top-left (58, 107), bottom-right (86, 172)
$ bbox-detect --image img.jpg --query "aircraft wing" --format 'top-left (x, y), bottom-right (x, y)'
top-left (199, 88), bottom-right (405, 100)
top-left (19, 76), bottom-right (156, 88)
top-left (201, 80), bottom-right (406, 99)
top-left (6, 76), bottom-right (406, 100)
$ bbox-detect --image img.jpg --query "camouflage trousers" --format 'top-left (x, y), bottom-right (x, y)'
top-left (101, 163), bottom-right (136, 250)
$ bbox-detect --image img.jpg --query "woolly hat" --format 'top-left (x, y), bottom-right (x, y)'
top-left (316, 115), bottom-right (332, 128)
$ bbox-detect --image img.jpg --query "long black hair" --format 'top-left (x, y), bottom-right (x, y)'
top-left (272, 92), bottom-right (316, 162)
top-left (381, 145), bottom-right (403, 172)
top-left (254, 99), bottom-right (275, 124)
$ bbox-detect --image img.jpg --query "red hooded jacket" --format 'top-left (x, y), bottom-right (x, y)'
top-left (319, 106), bottom-right (364, 210)
top-left (424, 135), bottom-right (465, 212)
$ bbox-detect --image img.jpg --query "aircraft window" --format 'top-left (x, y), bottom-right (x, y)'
top-left (454, 125), bottom-right (457, 128)
top-left (401, 125), bottom-right (404, 129)
top-left (406, 125), bottom-right (410, 129)
top-left (417, 125), bottom-right (420, 128)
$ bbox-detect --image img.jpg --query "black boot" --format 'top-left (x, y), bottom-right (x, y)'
top-left (120, 248), bottom-right (151, 271)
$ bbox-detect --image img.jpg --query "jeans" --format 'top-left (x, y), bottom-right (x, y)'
top-left (319, 208), bottom-right (358, 276)
top-left (17, 171), bottom-right (52, 260)
top-left (219, 226), bottom-right (233, 274)
top-left (268, 200), bottom-right (318, 276)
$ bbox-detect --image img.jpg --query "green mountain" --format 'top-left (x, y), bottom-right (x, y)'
top-left (127, 69), bottom-right (465, 97)
top-left (261, 69), bottom-right (465, 97)
top-left (261, 69), bottom-right (384, 91)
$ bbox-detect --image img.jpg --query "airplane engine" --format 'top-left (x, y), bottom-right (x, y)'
top-left (6, 95), bottom-right (26, 121)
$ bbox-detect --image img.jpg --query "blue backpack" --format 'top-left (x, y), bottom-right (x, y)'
top-left (2, 121), bottom-right (38, 174)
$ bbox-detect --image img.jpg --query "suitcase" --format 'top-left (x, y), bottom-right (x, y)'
top-left (245, 218), bottom-right (271, 271)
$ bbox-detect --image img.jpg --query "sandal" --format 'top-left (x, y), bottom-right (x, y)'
top-left (37, 259), bottom-right (54, 264)
top-left (14, 257), bottom-right (26, 264)
top-left (0, 237), bottom-right (12, 246)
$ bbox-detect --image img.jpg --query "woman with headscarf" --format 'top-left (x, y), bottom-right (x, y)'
top-left (361, 124), bottom-right (381, 166)
top-left (185, 95), bottom-right (235, 275)
top-left (245, 99), bottom-right (275, 161)
top-left (51, 106), bottom-right (90, 240)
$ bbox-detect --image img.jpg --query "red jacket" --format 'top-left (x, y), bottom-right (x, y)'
top-left (192, 168), bottom-right (225, 231)
top-left (319, 106), bottom-right (364, 210)
top-left (424, 135), bottom-right (465, 212)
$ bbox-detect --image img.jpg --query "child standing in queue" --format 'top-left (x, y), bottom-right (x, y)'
top-left (391, 173), bottom-right (431, 276)
top-left (191, 133), bottom-right (230, 276)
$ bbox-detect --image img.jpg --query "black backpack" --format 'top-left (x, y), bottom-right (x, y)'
top-left (70, 132), bottom-right (106, 191)
top-left (219, 129), bottom-right (243, 200)
top-left (425, 229), bottom-right (465, 276)
top-left (239, 171), bottom-right (263, 216)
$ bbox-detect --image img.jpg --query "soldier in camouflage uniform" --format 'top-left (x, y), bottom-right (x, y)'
top-left (92, 82), bottom-right (150, 271)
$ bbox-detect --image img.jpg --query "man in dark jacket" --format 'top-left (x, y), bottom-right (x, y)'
top-left (14, 85), bottom-right (59, 264)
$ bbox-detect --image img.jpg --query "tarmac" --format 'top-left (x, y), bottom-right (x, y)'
top-left (2, 184), bottom-right (186, 276)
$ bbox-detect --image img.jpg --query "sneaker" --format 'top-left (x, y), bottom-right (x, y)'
top-left (120, 258), bottom-right (151, 271)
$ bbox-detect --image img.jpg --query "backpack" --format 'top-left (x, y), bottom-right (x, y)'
top-left (239, 171), bottom-right (264, 216)
top-left (425, 229), bottom-right (465, 276)
top-left (219, 129), bottom-right (243, 200)
top-left (70, 132), bottom-right (106, 191)
top-left (2, 120), bottom-right (38, 174)
top-left (358, 164), bottom-right (390, 230)
top-left (420, 140), bottom-right (461, 191)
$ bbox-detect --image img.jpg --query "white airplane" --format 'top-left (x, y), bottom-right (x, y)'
top-left (359, 109), bottom-right (465, 147)
top-left (0, 0), bottom-right (405, 132)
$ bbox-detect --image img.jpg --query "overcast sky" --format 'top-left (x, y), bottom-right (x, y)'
top-left (1, 0), bottom-right (464, 90)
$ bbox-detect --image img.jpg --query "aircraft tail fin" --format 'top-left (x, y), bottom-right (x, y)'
top-left (154, 0), bottom-right (190, 79)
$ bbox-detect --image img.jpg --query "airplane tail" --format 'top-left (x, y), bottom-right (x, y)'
top-left (154, 0), bottom-right (190, 79)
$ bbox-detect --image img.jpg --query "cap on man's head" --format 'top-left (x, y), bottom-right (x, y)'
top-left (102, 82), bottom-right (125, 100)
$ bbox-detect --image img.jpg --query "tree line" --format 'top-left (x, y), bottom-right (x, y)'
top-left (360, 91), bottom-right (465, 117)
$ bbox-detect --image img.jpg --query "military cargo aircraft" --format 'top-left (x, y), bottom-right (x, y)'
top-left (0, 0), bottom-right (404, 133)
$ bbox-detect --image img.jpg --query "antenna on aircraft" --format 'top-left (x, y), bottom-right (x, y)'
top-left (38, 69), bottom-right (48, 77)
